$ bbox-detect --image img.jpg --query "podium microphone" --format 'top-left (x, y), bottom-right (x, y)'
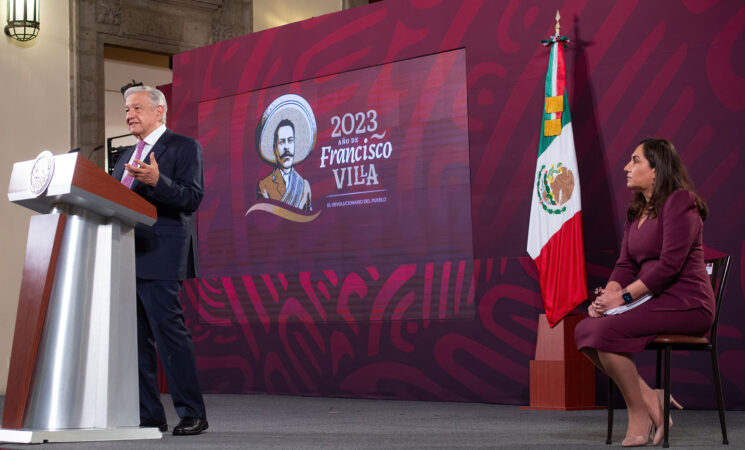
top-left (88, 144), bottom-right (105, 159)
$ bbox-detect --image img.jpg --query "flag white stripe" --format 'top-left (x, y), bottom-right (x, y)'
top-left (526, 122), bottom-right (582, 259)
top-left (550, 44), bottom-right (558, 97)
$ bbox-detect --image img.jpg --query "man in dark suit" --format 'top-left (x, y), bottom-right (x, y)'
top-left (112, 86), bottom-right (208, 436)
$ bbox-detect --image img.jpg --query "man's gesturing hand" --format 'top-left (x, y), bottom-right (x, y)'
top-left (125, 153), bottom-right (160, 187)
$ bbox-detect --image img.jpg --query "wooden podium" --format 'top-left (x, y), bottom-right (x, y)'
top-left (0, 151), bottom-right (161, 443)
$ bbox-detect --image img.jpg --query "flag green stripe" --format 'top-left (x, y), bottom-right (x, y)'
top-left (537, 44), bottom-right (556, 158)
top-left (536, 45), bottom-right (571, 159)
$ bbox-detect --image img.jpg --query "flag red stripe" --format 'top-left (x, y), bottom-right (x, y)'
top-left (556, 42), bottom-right (565, 96)
top-left (533, 211), bottom-right (588, 327)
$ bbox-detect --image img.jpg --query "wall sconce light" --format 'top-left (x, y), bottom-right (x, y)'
top-left (4, 0), bottom-right (40, 42)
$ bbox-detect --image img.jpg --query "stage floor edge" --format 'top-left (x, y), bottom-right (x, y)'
top-left (0, 426), bottom-right (162, 444)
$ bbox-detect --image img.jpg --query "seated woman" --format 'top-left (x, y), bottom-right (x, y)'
top-left (574, 138), bottom-right (714, 447)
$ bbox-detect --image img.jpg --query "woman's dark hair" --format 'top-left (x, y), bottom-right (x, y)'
top-left (627, 138), bottom-right (708, 222)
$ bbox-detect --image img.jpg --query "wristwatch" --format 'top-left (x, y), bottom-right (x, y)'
top-left (622, 289), bottom-right (633, 304)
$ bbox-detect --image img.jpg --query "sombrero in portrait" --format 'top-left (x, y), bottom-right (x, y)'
top-left (255, 94), bottom-right (317, 165)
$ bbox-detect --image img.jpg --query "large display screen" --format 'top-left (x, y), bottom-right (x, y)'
top-left (196, 49), bottom-right (474, 320)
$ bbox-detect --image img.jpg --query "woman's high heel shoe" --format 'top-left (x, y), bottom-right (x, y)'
top-left (622, 435), bottom-right (649, 447)
top-left (652, 390), bottom-right (677, 445)
top-left (670, 394), bottom-right (683, 410)
top-left (653, 426), bottom-right (663, 446)
top-left (622, 419), bottom-right (653, 447)
top-left (654, 388), bottom-right (683, 410)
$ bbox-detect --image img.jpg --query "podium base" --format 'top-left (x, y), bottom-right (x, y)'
top-left (522, 314), bottom-right (602, 411)
top-left (522, 359), bottom-right (603, 410)
top-left (0, 426), bottom-right (162, 444)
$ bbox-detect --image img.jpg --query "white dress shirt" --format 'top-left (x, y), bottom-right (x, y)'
top-left (120, 124), bottom-right (167, 182)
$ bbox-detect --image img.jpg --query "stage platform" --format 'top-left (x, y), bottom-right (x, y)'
top-left (1, 394), bottom-right (742, 448)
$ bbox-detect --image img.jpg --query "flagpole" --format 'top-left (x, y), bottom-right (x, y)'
top-left (523, 11), bottom-right (599, 411)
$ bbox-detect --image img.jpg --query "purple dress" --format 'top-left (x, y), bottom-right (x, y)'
top-left (574, 190), bottom-right (715, 353)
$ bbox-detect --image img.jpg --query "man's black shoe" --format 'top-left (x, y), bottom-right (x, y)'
top-left (139, 419), bottom-right (167, 432)
top-left (173, 417), bottom-right (208, 436)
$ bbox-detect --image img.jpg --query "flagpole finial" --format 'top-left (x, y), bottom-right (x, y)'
top-left (540, 10), bottom-right (569, 46)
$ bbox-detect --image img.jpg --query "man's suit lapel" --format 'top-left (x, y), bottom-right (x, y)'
top-left (130, 129), bottom-right (173, 190)
top-left (113, 146), bottom-right (135, 180)
top-left (145, 129), bottom-right (173, 165)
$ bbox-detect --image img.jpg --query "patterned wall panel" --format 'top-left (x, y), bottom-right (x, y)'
top-left (171, 0), bottom-right (745, 408)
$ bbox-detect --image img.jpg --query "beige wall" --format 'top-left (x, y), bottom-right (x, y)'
top-left (0, 1), bottom-right (71, 394)
top-left (254, 0), bottom-right (342, 32)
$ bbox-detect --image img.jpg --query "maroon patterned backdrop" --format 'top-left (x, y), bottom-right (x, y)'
top-left (171, 0), bottom-right (745, 409)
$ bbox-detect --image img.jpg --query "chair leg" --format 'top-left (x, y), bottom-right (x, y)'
top-left (663, 345), bottom-right (671, 448)
top-left (656, 349), bottom-right (662, 388)
top-left (606, 378), bottom-right (614, 444)
top-left (710, 349), bottom-right (729, 445)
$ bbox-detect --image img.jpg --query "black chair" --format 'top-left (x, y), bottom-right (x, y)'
top-left (606, 255), bottom-right (732, 448)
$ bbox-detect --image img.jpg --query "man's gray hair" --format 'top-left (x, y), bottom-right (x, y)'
top-left (124, 85), bottom-right (168, 123)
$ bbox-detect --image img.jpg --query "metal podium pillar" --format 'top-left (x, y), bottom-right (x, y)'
top-left (1, 151), bottom-right (160, 444)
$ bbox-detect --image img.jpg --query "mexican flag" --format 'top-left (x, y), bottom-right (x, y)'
top-left (527, 35), bottom-right (588, 327)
